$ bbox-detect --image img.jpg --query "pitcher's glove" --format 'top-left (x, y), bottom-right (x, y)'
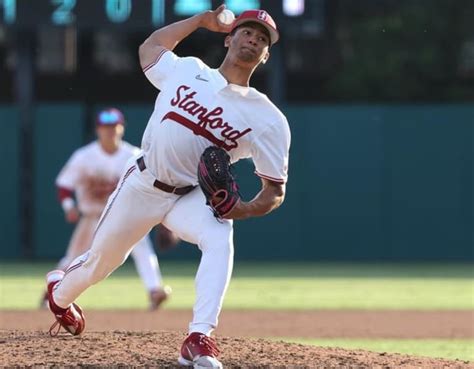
top-left (197, 146), bottom-right (240, 218)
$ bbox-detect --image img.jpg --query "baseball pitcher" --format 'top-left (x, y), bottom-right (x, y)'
top-left (45, 6), bottom-right (290, 369)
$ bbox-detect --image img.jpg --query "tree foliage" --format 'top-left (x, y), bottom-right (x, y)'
top-left (322, 0), bottom-right (474, 101)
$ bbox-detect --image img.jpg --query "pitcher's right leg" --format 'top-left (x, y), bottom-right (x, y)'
top-left (47, 165), bottom-right (174, 334)
top-left (40, 216), bottom-right (98, 309)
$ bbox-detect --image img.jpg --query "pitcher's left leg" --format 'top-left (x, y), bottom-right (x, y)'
top-left (191, 223), bottom-right (234, 335)
top-left (164, 188), bottom-right (232, 368)
top-left (164, 188), bottom-right (234, 334)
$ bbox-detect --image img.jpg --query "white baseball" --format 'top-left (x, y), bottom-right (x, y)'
top-left (217, 9), bottom-right (235, 25)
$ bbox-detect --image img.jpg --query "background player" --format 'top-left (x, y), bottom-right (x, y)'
top-left (45, 6), bottom-right (290, 369)
top-left (42, 108), bottom-right (173, 310)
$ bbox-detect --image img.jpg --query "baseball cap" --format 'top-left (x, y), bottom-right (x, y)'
top-left (96, 108), bottom-right (125, 126)
top-left (230, 10), bottom-right (279, 45)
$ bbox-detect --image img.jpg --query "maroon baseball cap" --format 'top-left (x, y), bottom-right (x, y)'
top-left (230, 9), bottom-right (279, 45)
top-left (96, 108), bottom-right (125, 126)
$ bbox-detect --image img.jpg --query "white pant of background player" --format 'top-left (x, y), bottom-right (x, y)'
top-left (54, 157), bottom-right (233, 334)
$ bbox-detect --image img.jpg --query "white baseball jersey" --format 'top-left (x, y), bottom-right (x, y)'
top-left (56, 141), bottom-right (141, 216)
top-left (142, 50), bottom-right (291, 187)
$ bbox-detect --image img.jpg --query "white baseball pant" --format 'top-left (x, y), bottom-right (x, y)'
top-left (57, 214), bottom-right (162, 292)
top-left (53, 158), bottom-right (234, 335)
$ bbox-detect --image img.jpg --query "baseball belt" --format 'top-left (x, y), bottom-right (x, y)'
top-left (136, 157), bottom-right (195, 195)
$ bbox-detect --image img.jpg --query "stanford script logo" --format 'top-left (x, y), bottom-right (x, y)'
top-left (161, 85), bottom-right (252, 150)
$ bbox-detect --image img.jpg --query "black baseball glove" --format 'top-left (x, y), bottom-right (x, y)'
top-left (155, 225), bottom-right (180, 252)
top-left (197, 146), bottom-right (240, 218)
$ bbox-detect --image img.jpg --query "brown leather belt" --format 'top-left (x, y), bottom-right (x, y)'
top-left (136, 157), bottom-right (195, 195)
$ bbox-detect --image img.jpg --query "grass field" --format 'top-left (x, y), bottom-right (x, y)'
top-left (1, 261), bottom-right (473, 361)
top-left (0, 261), bottom-right (472, 310)
top-left (279, 338), bottom-right (474, 362)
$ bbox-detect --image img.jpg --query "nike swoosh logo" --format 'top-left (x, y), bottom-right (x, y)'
top-left (186, 344), bottom-right (194, 360)
top-left (195, 74), bottom-right (209, 82)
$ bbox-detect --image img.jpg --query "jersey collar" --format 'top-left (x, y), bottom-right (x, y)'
top-left (211, 69), bottom-right (261, 99)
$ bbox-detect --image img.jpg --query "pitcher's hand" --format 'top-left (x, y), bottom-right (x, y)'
top-left (199, 5), bottom-right (233, 33)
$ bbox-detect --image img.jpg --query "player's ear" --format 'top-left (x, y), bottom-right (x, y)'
top-left (261, 51), bottom-right (270, 64)
top-left (224, 35), bottom-right (231, 48)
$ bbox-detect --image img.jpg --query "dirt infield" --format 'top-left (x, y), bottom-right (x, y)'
top-left (1, 309), bottom-right (473, 368)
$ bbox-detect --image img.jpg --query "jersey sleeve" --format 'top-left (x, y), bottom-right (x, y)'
top-left (55, 151), bottom-right (82, 190)
top-left (251, 117), bottom-right (291, 184)
top-left (142, 49), bottom-right (179, 90)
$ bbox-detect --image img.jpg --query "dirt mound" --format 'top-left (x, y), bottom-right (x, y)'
top-left (1, 330), bottom-right (471, 368)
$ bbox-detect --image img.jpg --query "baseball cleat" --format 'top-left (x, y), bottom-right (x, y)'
top-left (178, 332), bottom-right (223, 368)
top-left (149, 285), bottom-right (172, 311)
top-left (46, 270), bottom-right (85, 336)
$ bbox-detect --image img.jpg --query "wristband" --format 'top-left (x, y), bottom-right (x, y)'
top-left (61, 197), bottom-right (75, 212)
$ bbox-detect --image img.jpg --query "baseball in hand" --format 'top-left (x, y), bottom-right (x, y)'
top-left (217, 9), bottom-right (235, 25)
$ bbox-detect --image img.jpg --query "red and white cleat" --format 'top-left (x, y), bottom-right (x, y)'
top-left (178, 332), bottom-right (223, 368)
top-left (46, 270), bottom-right (85, 336)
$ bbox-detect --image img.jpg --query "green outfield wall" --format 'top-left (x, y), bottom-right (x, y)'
top-left (0, 104), bottom-right (472, 261)
top-left (0, 107), bottom-right (20, 258)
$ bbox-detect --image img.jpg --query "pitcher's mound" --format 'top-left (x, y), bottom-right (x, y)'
top-left (1, 330), bottom-right (471, 368)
